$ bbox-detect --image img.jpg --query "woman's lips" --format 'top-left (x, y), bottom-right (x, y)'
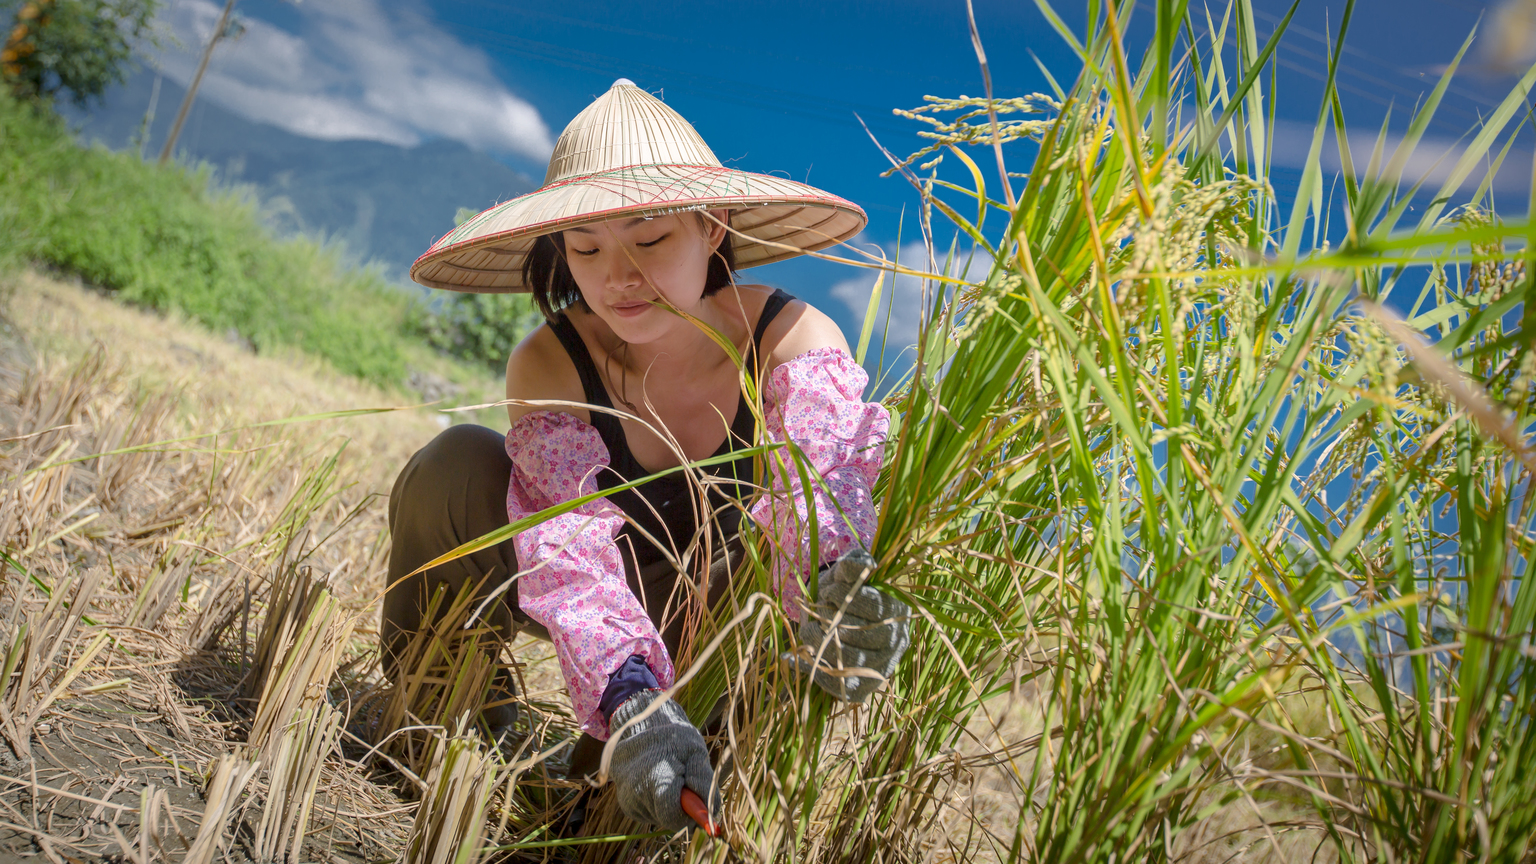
top-left (610, 299), bottom-right (652, 318)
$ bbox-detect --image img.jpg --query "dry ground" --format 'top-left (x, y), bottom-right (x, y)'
top-left (0, 271), bottom-right (571, 864)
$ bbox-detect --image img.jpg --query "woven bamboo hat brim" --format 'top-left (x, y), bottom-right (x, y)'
top-left (410, 79), bottom-right (867, 293)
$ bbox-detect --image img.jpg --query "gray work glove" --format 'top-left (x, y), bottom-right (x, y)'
top-left (794, 548), bottom-right (911, 702)
top-left (607, 689), bottom-right (721, 833)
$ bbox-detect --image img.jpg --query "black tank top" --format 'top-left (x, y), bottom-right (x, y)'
top-left (548, 289), bottom-right (795, 569)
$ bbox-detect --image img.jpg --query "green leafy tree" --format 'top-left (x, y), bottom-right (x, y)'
top-left (1, 0), bottom-right (158, 107)
top-left (411, 291), bottom-right (543, 374)
top-left (410, 206), bottom-right (544, 372)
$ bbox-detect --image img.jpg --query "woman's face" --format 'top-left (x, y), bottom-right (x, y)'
top-left (562, 211), bottom-right (727, 343)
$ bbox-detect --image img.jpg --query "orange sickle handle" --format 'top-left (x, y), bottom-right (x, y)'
top-left (680, 787), bottom-right (721, 838)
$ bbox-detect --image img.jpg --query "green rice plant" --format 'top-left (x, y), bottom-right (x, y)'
top-left (676, 1), bottom-right (1536, 861)
top-left (1273, 245), bottom-right (1536, 858)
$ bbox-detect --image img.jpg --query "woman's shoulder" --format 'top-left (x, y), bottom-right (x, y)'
top-left (740, 284), bottom-right (850, 370)
top-left (505, 318), bottom-right (588, 427)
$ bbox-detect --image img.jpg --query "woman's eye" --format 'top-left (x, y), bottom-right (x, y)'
top-left (637, 233), bottom-right (669, 248)
top-left (571, 247), bottom-right (599, 256)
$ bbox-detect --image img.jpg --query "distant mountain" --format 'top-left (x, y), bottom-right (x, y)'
top-left (69, 71), bottom-right (537, 280)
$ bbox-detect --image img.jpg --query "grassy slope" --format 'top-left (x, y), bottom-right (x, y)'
top-left (3, 270), bottom-right (442, 490)
top-left (0, 94), bottom-right (502, 397)
top-left (1, 269), bottom-right (549, 664)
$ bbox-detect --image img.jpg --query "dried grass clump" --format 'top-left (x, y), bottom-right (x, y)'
top-left (247, 566), bottom-right (357, 757)
top-left (371, 580), bottom-right (505, 780)
top-left (184, 753), bottom-right (261, 864)
top-left (252, 703), bottom-right (346, 863)
top-left (402, 725), bottom-right (501, 864)
top-left (0, 274), bottom-right (453, 861)
top-left (0, 565), bottom-right (116, 761)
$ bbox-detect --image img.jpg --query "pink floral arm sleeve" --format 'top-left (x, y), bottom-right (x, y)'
top-left (748, 347), bottom-right (890, 619)
top-left (505, 412), bottom-right (674, 741)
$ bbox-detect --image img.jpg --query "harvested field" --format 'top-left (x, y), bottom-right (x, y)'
top-left (0, 271), bottom-right (578, 864)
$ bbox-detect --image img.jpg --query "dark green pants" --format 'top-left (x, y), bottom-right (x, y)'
top-left (384, 423), bottom-right (736, 778)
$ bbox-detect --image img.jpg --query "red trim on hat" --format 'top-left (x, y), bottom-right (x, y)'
top-left (413, 194), bottom-right (864, 269)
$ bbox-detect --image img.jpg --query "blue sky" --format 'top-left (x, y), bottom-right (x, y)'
top-left (144, 0), bottom-right (1524, 342)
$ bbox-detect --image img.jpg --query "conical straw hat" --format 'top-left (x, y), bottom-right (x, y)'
top-left (410, 79), bottom-right (867, 293)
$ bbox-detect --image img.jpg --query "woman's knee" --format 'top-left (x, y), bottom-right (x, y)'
top-left (389, 424), bottom-right (510, 527)
top-left (384, 424), bottom-right (528, 655)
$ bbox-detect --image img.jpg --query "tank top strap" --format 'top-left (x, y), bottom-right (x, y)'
top-left (746, 288), bottom-right (796, 378)
top-left (547, 314), bottom-right (624, 441)
top-left (753, 289), bottom-right (795, 349)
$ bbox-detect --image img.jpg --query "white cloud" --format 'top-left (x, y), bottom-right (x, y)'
top-left (830, 242), bottom-right (959, 360)
top-left (151, 0), bottom-right (554, 160)
top-left (1269, 119), bottom-right (1530, 196)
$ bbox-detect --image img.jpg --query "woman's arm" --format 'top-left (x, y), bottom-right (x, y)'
top-left (747, 298), bottom-right (890, 617)
top-left (503, 326), bottom-right (673, 740)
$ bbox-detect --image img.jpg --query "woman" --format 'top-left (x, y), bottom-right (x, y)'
top-left (385, 79), bottom-right (909, 834)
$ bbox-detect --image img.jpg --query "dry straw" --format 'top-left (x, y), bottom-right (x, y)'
top-left (247, 568), bottom-right (356, 760)
top-left (402, 723), bottom-right (501, 864)
top-left (184, 753), bottom-right (261, 864)
top-left (252, 703), bottom-right (345, 864)
top-left (0, 565), bottom-right (115, 761)
top-left (373, 580), bottom-right (504, 779)
top-left (0, 279), bottom-right (424, 861)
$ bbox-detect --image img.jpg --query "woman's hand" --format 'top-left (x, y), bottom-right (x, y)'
top-left (793, 549), bottom-right (911, 702)
top-left (607, 689), bottom-right (721, 832)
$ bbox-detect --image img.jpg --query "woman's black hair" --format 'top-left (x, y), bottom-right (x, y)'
top-left (521, 212), bottom-right (737, 320)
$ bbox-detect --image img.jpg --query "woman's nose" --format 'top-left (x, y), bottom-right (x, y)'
top-left (604, 245), bottom-right (642, 288)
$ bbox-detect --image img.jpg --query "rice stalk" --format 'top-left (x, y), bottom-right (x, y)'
top-left (0, 563), bottom-right (109, 761)
top-left (251, 702), bottom-right (344, 864)
top-left (250, 445), bottom-right (350, 568)
top-left (3, 439), bottom-right (79, 552)
top-left (247, 569), bottom-right (356, 760)
top-left (373, 579), bottom-right (503, 779)
top-left (91, 387), bottom-right (179, 508)
top-left (13, 344), bottom-right (109, 452)
top-left (247, 559), bottom-right (326, 702)
top-left (126, 549), bottom-right (192, 631)
top-left (110, 785), bottom-right (188, 864)
top-left (184, 753), bottom-right (260, 864)
top-left (402, 722), bottom-right (500, 864)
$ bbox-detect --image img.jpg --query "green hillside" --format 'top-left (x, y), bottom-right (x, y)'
top-left (69, 70), bottom-right (538, 279)
top-left (0, 93), bottom-right (531, 388)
